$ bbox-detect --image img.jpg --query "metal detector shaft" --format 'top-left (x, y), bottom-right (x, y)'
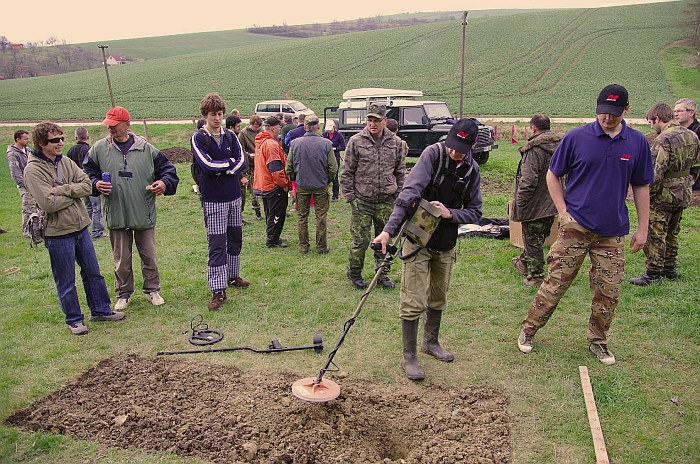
top-left (157, 336), bottom-right (322, 356)
top-left (313, 234), bottom-right (402, 384)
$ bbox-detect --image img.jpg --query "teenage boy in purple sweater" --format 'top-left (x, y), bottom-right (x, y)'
top-left (191, 93), bottom-right (249, 310)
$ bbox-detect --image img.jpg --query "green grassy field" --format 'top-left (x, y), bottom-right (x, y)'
top-left (0, 2), bottom-right (696, 121)
top-left (0, 131), bottom-right (698, 463)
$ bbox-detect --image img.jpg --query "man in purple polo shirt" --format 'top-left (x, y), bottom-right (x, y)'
top-left (516, 84), bottom-right (653, 365)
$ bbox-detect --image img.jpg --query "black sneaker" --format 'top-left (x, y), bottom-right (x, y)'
top-left (91, 311), bottom-right (125, 322)
top-left (266, 240), bottom-right (288, 248)
top-left (377, 276), bottom-right (395, 289)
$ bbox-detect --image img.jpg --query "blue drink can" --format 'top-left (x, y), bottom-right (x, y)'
top-left (102, 172), bottom-right (111, 183)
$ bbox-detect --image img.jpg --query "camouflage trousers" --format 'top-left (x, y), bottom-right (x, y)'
top-left (297, 187), bottom-right (330, 252)
top-left (20, 188), bottom-right (39, 238)
top-left (242, 158), bottom-right (260, 213)
top-left (522, 212), bottom-right (625, 344)
top-left (347, 199), bottom-right (393, 278)
top-left (644, 206), bottom-right (683, 273)
top-left (519, 216), bottom-right (555, 277)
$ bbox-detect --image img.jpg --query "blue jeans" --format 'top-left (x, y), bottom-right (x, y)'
top-left (45, 227), bottom-right (112, 324)
top-left (84, 196), bottom-right (104, 237)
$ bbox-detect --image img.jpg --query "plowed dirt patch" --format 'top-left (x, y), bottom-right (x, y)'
top-left (7, 354), bottom-right (511, 463)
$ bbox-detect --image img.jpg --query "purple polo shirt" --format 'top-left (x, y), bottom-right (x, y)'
top-left (550, 119), bottom-right (653, 236)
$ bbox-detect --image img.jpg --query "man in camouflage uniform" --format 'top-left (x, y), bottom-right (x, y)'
top-left (517, 84), bottom-right (654, 366)
top-left (630, 102), bottom-right (700, 285)
top-left (511, 114), bottom-right (562, 287)
top-left (341, 104), bottom-right (406, 289)
top-left (673, 98), bottom-right (700, 190)
top-left (6, 129), bottom-right (40, 238)
top-left (238, 115), bottom-right (263, 220)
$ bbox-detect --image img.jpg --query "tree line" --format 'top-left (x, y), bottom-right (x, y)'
top-left (0, 35), bottom-right (104, 79)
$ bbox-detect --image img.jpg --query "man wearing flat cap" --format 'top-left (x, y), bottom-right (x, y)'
top-left (373, 118), bottom-right (482, 381)
top-left (341, 104), bottom-right (406, 289)
top-left (84, 106), bottom-right (179, 311)
top-left (516, 84), bottom-right (653, 366)
top-left (286, 115), bottom-right (337, 254)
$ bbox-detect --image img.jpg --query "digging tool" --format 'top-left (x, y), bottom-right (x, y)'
top-left (291, 237), bottom-right (401, 403)
top-left (157, 333), bottom-right (323, 356)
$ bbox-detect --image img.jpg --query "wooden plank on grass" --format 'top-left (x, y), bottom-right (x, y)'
top-left (579, 366), bottom-right (610, 464)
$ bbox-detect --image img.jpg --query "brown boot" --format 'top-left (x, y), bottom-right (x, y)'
top-left (208, 291), bottom-right (227, 310)
top-left (401, 319), bottom-right (425, 380)
top-left (422, 308), bottom-right (454, 362)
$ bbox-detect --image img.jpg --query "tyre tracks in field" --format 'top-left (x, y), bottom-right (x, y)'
top-left (281, 22), bottom-right (456, 98)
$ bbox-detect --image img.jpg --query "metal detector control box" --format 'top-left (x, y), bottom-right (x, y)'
top-left (403, 198), bottom-right (443, 247)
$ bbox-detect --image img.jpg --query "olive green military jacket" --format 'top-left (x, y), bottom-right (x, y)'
top-left (650, 122), bottom-right (700, 210)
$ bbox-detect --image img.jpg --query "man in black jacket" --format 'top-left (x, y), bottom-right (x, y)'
top-left (674, 98), bottom-right (700, 190)
top-left (66, 127), bottom-right (104, 238)
top-left (373, 119), bottom-right (482, 381)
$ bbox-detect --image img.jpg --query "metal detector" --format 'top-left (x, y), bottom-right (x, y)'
top-left (157, 333), bottom-right (323, 356)
top-left (291, 235), bottom-right (402, 402)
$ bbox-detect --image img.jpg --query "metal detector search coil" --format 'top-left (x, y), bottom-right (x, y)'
top-left (402, 198), bottom-right (443, 247)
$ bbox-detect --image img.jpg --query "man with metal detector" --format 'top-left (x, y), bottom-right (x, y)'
top-left (373, 119), bottom-right (482, 381)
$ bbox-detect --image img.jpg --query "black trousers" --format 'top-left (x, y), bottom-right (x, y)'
top-left (262, 187), bottom-right (288, 246)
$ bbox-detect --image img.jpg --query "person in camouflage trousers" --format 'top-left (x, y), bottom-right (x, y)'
top-left (630, 102), bottom-right (700, 286)
top-left (340, 104), bottom-right (406, 289)
top-left (517, 84), bottom-right (654, 366)
top-left (6, 129), bottom-right (41, 239)
top-left (238, 115), bottom-right (263, 220)
top-left (511, 115), bottom-right (561, 287)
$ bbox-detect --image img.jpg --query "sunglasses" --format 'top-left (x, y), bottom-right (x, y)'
top-left (47, 136), bottom-right (65, 143)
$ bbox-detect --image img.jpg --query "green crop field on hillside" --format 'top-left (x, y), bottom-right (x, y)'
top-left (0, 2), bottom-right (696, 121)
top-left (78, 30), bottom-right (289, 61)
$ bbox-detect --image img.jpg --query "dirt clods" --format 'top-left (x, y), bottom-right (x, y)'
top-left (7, 354), bottom-right (511, 463)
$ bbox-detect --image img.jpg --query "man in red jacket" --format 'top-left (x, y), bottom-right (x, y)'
top-left (253, 117), bottom-right (290, 248)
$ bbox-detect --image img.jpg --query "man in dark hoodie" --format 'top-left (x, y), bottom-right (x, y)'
top-left (510, 114), bottom-right (562, 287)
top-left (66, 127), bottom-right (104, 239)
top-left (373, 119), bottom-right (482, 381)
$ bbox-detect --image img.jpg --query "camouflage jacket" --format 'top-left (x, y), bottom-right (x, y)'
top-left (238, 126), bottom-right (259, 175)
top-left (340, 127), bottom-right (406, 204)
top-left (650, 122), bottom-right (700, 210)
top-left (6, 144), bottom-right (31, 191)
top-left (512, 131), bottom-right (561, 222)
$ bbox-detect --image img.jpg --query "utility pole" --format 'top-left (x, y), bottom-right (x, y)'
top-left (98, 45), bottom-right (115, 108)
top-left (459, 11), bottom-right (469, 119)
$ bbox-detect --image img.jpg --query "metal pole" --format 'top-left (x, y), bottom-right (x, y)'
top-left (98, 45), bottom-right (115, 108)
top-left (459, 11), bottom-right (469, 119)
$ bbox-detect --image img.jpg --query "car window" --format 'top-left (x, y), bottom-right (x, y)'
top-left (402, 107), bottom-right (425, 125)
top-left (257, 104), bottom-right (279, 113)
top-left (343, 109), bottom-right (366, 125)
top-left (289, 101), bottom-right (307, 111)
top-left (281, 105), bottom-right (294, 113)
top-left (424, 103), bottom-right (452, 120)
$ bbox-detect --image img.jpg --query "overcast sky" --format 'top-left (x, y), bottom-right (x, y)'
top-left (1, 0), bottom-right (677, 44)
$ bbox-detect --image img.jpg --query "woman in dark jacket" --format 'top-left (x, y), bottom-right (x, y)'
top-left (322, 119), bottom-right (346, 201)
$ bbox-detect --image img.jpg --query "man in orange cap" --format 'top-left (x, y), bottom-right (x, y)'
top-left (84, 106), bottom-right (179, 311)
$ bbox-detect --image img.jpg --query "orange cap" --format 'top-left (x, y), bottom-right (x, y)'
top-left (102, 106), bottom-right (131, 126)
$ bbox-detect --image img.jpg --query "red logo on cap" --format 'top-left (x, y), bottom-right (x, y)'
top-left (457, 130), bottom-right (469, 139)
top-left (606, 94), bottom-right (620, 102)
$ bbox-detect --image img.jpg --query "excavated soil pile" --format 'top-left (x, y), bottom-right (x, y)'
top-left (161, 147), bottom-right (192, 163)
top-left (7, 354), bottom-right (511, 464)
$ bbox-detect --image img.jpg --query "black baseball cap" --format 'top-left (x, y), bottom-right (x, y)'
top-left (264, 116), bottom-right (281, 127)
top-left (445, 118), bottom-right (478, 154)
top-left (596, 84), bottom-right (629, 117)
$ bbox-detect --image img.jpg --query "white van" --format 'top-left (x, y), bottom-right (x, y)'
top-left (254, 100), bottom-right (315, 120)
